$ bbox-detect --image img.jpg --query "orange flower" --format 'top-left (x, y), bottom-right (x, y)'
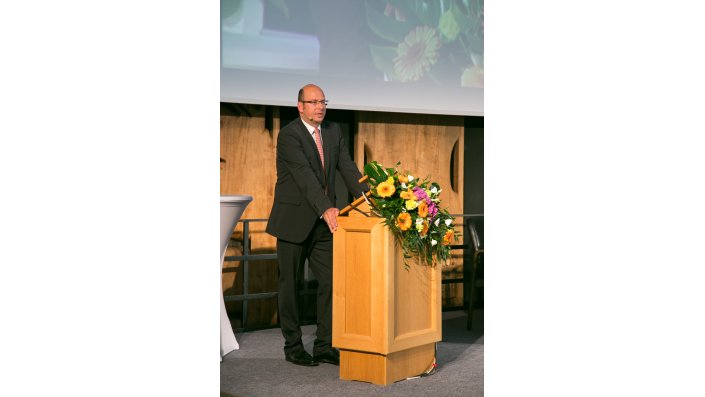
top-left (398, 174), bottom-right (409, 183)
top-left (397, 212), bottom-right (412, 231)
top-left (417, 200), bottom-right (428, 218)
top-left (442, 229), bottom-right (454, 245)
top-left (399, 188), bottom-right (415, 200)
top-left (376, 181), bottom-right (396, 198)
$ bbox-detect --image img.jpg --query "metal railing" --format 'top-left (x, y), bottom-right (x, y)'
top-left (222, 219), bottom-right (278, 331)
top-left (223, 214), bottom-right (483, 332)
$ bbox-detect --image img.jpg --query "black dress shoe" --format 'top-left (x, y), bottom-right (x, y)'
top-left (313, 349), bottom-right (340, 365)
top-left (285, 350), bottom-right (319, 366)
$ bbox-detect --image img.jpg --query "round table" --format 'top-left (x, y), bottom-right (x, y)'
top-left (220, 195), bottom-right (253, 360)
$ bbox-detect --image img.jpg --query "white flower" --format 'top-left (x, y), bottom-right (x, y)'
top-left (408, 175), bottom-right (414, 182)
top-left (401, 182), bottom-right (407, 189)
top-left (415, 218), bottom-right (424, 225)
top-left (431, 239), bottom-right (438, 246)
top-left (430, 186), bottom-right (438, 194)
top-left (445, 218), bottom-right (452, 226)
top-left (434, 218), bottom-right (440, 227)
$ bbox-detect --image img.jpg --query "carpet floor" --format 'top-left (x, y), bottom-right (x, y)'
top-left (221, 309), bottom-right (483, 397)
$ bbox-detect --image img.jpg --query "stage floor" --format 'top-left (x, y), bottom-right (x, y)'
top-left (220, 309), bottom-right (483, 397)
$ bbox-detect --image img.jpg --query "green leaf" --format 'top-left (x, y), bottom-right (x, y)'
top-left (369, 44), bottom-right (401, 81)
top-left (387, 0), bottom-right (423, 25)
top-left (470, 52), bottom-right (483, 68)
top-left (427, 57), bottom-right (460, 85)
top-left (389, 0), bottom-right (441, 26)
top-left (450, 0), bottom-right (476, 33)
top-left (365, 0), bottom-right (417, 43)
top-left (364, 161), bottom-right (389, 183)
top-left (265, 0), bottom-right (289, 19)
top-left (221, 0), bottom-right (243, 20)
top-left (465, 34), bottom-right (484, 54)
top-left (404, 0), bottom-right (441, 26)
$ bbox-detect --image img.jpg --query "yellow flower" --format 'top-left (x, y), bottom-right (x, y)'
top-left (438, 10), bottom-right (460, 41)
top-left (405, 199), bottom-right (418, 210)
top-left (442, 229), bottom-right (455, 246)
top-left (420, 220), bottom-right (429, 237)
top-left (397, 212), bottom-right (412, 231)
top-left (386, 176), bottom-right (395, 184)
top-left (394, 26), bottom-right (441, 82)
top-left (418, 200), bottom-right (428, 218)
top-left (400, 188), bottom-right (415, 200)
top-left (376, 181), bottom-right (396, 198)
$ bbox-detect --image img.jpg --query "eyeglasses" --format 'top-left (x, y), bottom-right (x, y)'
top-left (301, 99), bottom-right (329, 107)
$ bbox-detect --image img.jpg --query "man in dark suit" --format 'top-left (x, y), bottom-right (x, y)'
top-left (266, 84), bottom-right (368, 366)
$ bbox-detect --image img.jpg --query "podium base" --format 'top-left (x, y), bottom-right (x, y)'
top-left (339, 343), bottom-right (435, 386)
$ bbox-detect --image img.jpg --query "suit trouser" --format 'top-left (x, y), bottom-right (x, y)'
top-left (276, 219), bottom-right (333, 355)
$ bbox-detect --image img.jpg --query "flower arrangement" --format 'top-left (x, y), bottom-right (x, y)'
top-left (366, 0), bottom-right (484, 88)
top-left (363, 161), bottom-right (458, 267)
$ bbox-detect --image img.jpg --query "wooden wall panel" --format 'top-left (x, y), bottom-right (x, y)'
top-left (354, 111), bottom-right (465, 307)
top-left (354, 111), bottom-right (464, 215)
top-left (220, 105), bottom-right (277, 251)
top-left (221, 104), bottom-right (279, 327)
top-left (220, 105), bottom-right (472, 320)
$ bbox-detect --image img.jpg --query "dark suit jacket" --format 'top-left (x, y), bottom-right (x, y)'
top-left (266, 118), bottom-right (367, 243)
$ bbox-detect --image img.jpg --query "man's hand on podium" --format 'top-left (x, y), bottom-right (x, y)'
top-left (322, 207), bottom-right (340, 233)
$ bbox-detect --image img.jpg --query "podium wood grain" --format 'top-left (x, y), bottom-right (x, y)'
top-left (333, 211), bottom-right (441, 385)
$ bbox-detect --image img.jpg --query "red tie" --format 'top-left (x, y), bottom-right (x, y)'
top-left (313, 127), bottom-right (324, 171)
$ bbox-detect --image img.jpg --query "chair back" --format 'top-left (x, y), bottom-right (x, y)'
top-left (468, 221), bottom-right (482, 252)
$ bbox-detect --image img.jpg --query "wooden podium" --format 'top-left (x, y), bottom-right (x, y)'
top-left (332, 203), bottom-right (442, 385)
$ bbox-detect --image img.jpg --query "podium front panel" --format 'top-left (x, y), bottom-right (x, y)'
top-left (333, 216), bottom-right (441, 355)
top-left (332, 217), bottom-right (386, 353)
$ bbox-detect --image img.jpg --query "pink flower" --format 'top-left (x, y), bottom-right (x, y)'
top-left (428, 202), bottom-right (438, 219)
top-left (384, 4), bottom-right (406, 22)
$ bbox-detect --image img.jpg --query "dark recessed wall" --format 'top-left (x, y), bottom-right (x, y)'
top-left (464, 116), bottom-right (484, 215)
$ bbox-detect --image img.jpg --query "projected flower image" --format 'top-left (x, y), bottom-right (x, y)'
top-left (367, 0), bottom-right (484, 88)
top-left (394, 26), bottom-right (442, 82)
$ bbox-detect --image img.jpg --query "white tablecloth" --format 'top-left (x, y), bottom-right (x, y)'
top-left (220, 195), bottom-right (253, 360)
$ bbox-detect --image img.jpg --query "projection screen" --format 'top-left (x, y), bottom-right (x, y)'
top-left (220, 0), bottom-right (484, 116)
